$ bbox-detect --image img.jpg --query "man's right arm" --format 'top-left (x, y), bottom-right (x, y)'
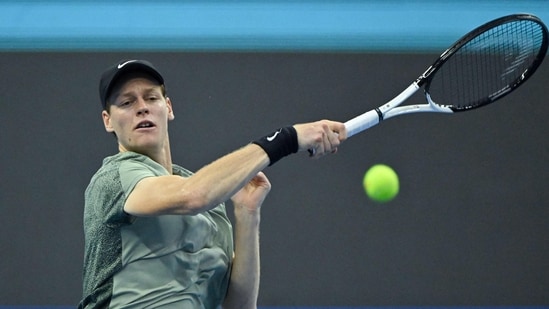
top-left (123, 120), bottom-right (347, 217)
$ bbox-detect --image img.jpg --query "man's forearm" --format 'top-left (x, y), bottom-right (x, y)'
top-left (223, 209), bottom-right (261, 309)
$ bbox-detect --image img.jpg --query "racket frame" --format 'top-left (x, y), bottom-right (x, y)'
top-left (344, 13), bottom-right (548, 138)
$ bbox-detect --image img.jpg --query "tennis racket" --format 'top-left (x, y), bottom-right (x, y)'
top-left (344, 13), bottom-right (548, 138)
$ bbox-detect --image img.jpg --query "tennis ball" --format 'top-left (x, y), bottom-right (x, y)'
top-left (363, 164), bottom-right (399, 202)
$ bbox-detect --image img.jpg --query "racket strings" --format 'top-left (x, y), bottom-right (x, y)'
top-left (428, 19), bottom-right (546, 110)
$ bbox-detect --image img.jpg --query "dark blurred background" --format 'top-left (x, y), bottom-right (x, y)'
top-left (0, 1), bottom-right (548, 307)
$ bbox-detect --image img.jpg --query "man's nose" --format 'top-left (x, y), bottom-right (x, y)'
top-left (136, 99), bottom-right (149, 115)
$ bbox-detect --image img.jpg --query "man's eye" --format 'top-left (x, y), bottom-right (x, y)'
top-left (119, 101), bottom-right (131, 107)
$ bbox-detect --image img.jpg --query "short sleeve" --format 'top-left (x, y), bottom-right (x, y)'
top-left (118, 155), bottom-right (170, 200)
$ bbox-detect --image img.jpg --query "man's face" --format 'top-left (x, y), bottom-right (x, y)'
top-left (102, 75), bottom-right (174, 154)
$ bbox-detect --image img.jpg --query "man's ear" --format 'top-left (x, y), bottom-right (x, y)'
top-left (166, 97), bottom-right (175, 121)
top-left (102, 110), bottom-right (114, 132)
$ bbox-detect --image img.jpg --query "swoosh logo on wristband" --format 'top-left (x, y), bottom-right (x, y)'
top-left (266, 129), bottom-right (282, 142)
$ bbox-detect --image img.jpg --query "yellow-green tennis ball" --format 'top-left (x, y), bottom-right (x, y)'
top-left (363, 164), bottom-right (399, 202)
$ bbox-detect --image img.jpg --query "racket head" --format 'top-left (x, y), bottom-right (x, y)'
top-left (419, 14), bottom-right (548, 112)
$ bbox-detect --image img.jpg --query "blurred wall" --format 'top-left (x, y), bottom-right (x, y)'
top-left (0, 51), bottom-right (548, 306)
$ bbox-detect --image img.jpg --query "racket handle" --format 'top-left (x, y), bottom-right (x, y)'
top-left (345, 109), bottom-right (381, 138)
top-left (307, 109), bottom-right (380, 156)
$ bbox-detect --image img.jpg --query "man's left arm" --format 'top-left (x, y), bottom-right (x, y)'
top-left (223, 172), bottom-right (270, 309)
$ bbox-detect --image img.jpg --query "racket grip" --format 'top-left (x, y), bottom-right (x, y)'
top-left (345, 109), bottom-right (381, 138)
top-left (307, 109), bottom-right (380, 156)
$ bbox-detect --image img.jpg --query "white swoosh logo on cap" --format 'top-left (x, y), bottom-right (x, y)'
top-left (118, 60), bottom-right (137, 69)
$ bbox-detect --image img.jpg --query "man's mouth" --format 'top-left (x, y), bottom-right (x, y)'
top-left (135, 121), bottom-right (155, 129)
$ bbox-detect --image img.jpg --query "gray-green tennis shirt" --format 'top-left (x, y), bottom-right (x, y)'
top-left (79, 152), bottom-right (234, 309)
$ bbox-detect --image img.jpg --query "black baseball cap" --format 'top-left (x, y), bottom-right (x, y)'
top-left (99, 59), bottom-right (164, 109)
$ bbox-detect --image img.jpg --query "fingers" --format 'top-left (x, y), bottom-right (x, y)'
top-left (249, 172), bottom-right (271, 191)
top-left (231, 172), bottom-right (271, 213)
top-left (316, 119), bottom-right (347, 140)
top-left (295, 120), bottom-right (347, 158)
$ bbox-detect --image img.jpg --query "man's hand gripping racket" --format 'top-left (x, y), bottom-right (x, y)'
top-left (344, 14), bottom-right (548, 138)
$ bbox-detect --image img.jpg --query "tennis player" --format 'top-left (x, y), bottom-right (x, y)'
top-left (79, 59), bottom-right (346, 308)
